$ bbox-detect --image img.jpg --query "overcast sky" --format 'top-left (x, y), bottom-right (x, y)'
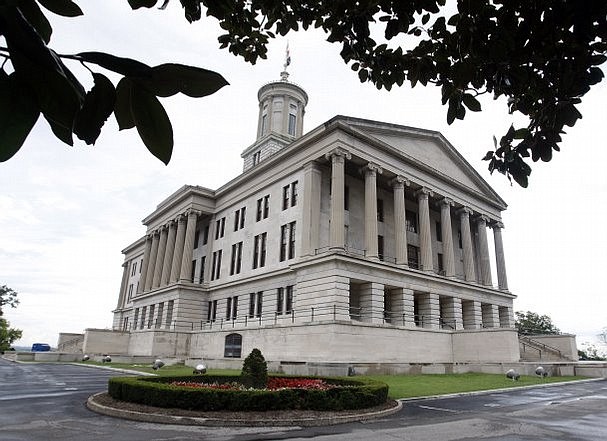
top-left (1, 2), bottom-right (606, 352)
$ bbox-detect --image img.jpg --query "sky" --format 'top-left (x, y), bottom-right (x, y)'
top-left (1, 2), bottom-right (606, 353)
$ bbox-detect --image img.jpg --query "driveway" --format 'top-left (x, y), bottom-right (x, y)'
top-left (1, 357), bottom-right (605, 440)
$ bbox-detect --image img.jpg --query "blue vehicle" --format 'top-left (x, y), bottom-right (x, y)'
top-left (31, 343), bottom-right (51, 352)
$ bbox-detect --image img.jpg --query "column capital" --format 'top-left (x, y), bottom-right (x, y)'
top-left (121, 261), bottom-right (128, 268)
top-left (457, 206), bottom-right (473, 217)
top-left (165, 219), bottom-right (175, 228)
top-left (415, 186), bottom-right (434, 199)
top-left (475, 214), bottom-right (491, 224)
top-left (360, 162), bottom-right (383, 177)
top-left (440, 197), bottom-right (454, 207)
top-left (391, 175), bottom-right (410, 188)
top-left (185, 209), bottom-right (201, 218)
top-left (492, 221), bottom-right (505, 229)
top-left (325, 147), bottom-right (351, 162)
top-left (175, 213), bottom-right (186, 223)
top-left (303, 160), bottom-right (321, 171)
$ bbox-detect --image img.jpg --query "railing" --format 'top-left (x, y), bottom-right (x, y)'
top-left (519, 335), bottom-right (563, 359)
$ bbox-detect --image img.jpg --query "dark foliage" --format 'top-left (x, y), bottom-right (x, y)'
top-left (240, 348), bottom-right (268, 389)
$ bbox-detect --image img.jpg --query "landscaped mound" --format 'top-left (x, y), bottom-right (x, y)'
top-left (107, 374), bottom-right (389, 411)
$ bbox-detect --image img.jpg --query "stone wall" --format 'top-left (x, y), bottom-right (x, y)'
top-left (82, 329), bottom-right (130, 355)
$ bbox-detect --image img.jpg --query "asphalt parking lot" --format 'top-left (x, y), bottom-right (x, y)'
top-left (1, 357), bottom-right (606, 441)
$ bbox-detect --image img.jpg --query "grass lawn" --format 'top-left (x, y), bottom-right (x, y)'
top-left (79, 361), bottom-right (584, 399)
top-left (365, 372), bottom-right (583, 399)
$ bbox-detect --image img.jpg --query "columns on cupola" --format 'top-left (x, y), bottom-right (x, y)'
top-left (326, 148), bottom-right (351, 250)
top-left (362, 162), bottom-right (382, 260)
top-left (137, 209), bottom-right (201, 295)
top-left (392, 176), bottom-right (410, 266)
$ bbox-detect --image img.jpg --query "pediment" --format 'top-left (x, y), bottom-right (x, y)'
top-left (338, 117), bottom-right (505, 207)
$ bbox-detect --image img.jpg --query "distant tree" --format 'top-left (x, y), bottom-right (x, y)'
top-left (598, 327), bottom-right (607, 345)
top-left (578, 344), bottom-right (607, 361)
top-left (0, 285), bottom-right (19, 316)
top-left (0, 285), bottom-right (22, 351)
top-left (2, 1), bottom-right (606, 187)
top-left (515, 310), bottom-right (561, 335)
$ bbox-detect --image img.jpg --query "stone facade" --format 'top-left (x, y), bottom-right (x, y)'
top-left (109, 74), bottom-right (520, 365)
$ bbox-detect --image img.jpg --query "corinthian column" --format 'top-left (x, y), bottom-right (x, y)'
top-left (180, 210), bottom-right (200, 282)
top-left (137, 235), bottom-right (153, 294)
top-left (152, 226), bottom-right (168, 288)
top-left (476, 215), bottom-right (493, 286)
top-left (492, 222), bottom-right (509, 290)
top-left (440, 198), bottom-right (456, 277)
top-left (170, 215), bottom-right (187, 282)
top-left (326, 148), bottom-right (351, 250)
top-left (458, 207), bottom-right (476, 282)
top-left (362, 163), bottom-right (382, 260)
top-left (392, 176), bottom-right (409, 266)
top-left (161, 220), bottom-right (176, 286)
top-left (416, 187), bottom-right (434, 272)
top-left (144, 231), bottom-right (160, 291)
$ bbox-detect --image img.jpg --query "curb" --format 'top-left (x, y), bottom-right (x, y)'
top-left (86, 393), bottom-right (403, 427)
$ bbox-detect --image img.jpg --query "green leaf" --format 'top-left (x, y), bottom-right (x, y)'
top-left (76, 52), bottom-right (152, 77)
top-left (0, 71), bottom-right (41, 162)
top-left (37, 0), bottom-right (83, 17)
top-left (146, 63), bottom-right (229, 98)
top-left (130, 84), bottom-right (173, 164)
top-left (45, 116), bottom-right (73, 145)
top-left (127, 0), bottom-right (158, 9)
top-left (114, 78), bottom-right (135, 130)
top-left (462, 93), bottom-right (481, 111)
top-left (17, 0), bottom-right (52, 44)
top-left (74, 73), bottom-right (117, 145)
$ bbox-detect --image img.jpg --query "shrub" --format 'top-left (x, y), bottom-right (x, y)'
top-left (240, 348), bottom-right (268, 389)
top-left (107, 375), bottom-right (388, 411)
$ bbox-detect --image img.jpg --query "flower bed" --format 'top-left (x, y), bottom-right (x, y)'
top-left (108, 375), bottom-right (388, 411)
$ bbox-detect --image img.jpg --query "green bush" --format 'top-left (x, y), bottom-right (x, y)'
top-left (240, 348), bottom-right (268, 389)
top-left (107, 375), bottom-right (388, 411)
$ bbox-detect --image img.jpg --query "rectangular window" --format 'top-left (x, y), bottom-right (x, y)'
top-left (140, 306), bottom-right (147, 330)
top-left (131, 261), bottom-right (137, 276)
top-left (252, 232), bottom-right (267, 269)
top-left (165, 300), bottom-right (174, 329)
top-left (276, 287), bottom-right (284, 315)
top-left (286, 285), bottom-right (293, 314)
top-left (148, 304), bottom-right (155, 329)
top-left (207, 300), bottom-right (217, 322)
top-left (127, 284), bottom-right (133, 302)
top-left (291, 181), bottom-right (298, 207)
top-left (378, 235), bottom-right (384, 261)
top-left (282, 185), bottom-right (290, 210)
top-left (280, 222), bottom-right (296, 261)
top-left (234, 207), bottom-right (245, 231)
top-left (437, 253), bottom-right (444, 274)
top-left (256, 291), bottom-right (263, 317)
top-left (211, 250), bottom-right (222, 281)
top-left (436, 221), bottom-right (443, 242)
top-left (253, 150), bottom-right (261, 165)
top-left (256, 195), bottom-right (270, 221)
top-left (249, 293), bottom-right (256, 318)
top-left (215, 217), bottom-right (226, 239)
top-left (407, 245), bottom-right (420, 269)
top-left (139, 259), bottom-right (143, 273)
top-left (377, 199), bottom-right (384, 222)
top-left (194, 230), bottom-right (200, 248)
top-left (133, 308), bottom-right (139, 329)
top-left (406, 210), bottom-right (418, 233)
top-left (199, 256), bottom-right (206, 283)
top-left (122, 316), bottom-right (129, 331)
top-left (248, 292), bottom-right (263, 318)
top-left (202, 225), bottom-right (209, 245)
top-left (289, 112), bottom-right (297, 134)
top-left (156, 302), bottom-right (164, 328)
top-left (226, 296), bottom-right (238, 320)
top-left (230, 242), bottom-right (243, 275)
top-left (191, 259), bottom-right (197, 282)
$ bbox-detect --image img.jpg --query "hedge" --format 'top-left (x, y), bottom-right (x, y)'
top-left (107, 375), bottom-right (388, 411)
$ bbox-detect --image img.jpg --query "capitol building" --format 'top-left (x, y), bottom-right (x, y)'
top-left (99, 70), bottom-right (521, 372)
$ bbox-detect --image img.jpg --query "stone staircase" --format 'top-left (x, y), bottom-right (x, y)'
top-left (518, 335), bottom-right (569, 361)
